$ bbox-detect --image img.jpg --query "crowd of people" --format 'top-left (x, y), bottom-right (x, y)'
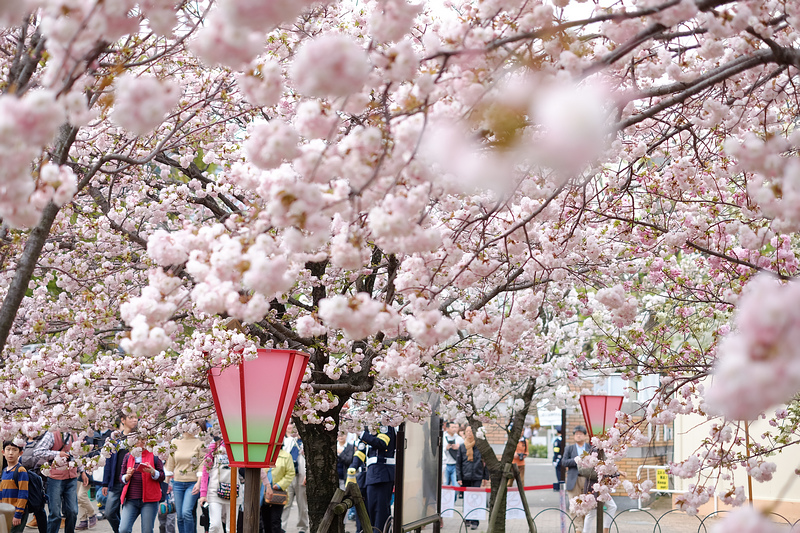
top-left (0, 415), bottom-right (317, 533)
top-left (0, 418), bottom-right (612, 533)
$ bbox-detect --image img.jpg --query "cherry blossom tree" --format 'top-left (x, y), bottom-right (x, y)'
top-left (1, 0), bottom-right (800, 530)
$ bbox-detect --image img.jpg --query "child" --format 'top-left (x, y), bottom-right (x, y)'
top-left (1, 440), bottom-right (29, 533)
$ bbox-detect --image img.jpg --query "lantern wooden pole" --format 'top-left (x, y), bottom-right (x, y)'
top-left (243, 467), bottom-right (261, 533)
top-left (230, 466), bottom-right (238, 533)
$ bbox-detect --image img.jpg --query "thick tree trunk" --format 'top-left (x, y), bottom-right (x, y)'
top-left (0, 201), bottom-right (60, 355)
top-left (471, 380), bottom-right (537, 533)
top-left (297, 415), bottom-right (342, 533)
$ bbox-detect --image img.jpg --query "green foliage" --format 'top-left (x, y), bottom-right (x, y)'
top-left (528, 443), bottom-right (547, 458)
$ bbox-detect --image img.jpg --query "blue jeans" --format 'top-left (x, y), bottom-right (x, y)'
top-left (47, 477), bottom-right (79, 533)
top-left (106, 486), bottom-right (124, 533)
top-left (444, 464), bottom-right (457, 487)
top-left (172, 481), bottom-right (198, 533)
top-left (119, 499), bottom-right (158, 533)
top-left (444, 464), bottom-right (457, 503)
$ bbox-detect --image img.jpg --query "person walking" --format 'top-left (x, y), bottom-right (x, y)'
top-left (102, 413), bottom-right (139, 533)
top-left (33, 431), bottom-right (87, 533)
top-left (455, 427), bottom-right (489, 531)
top-left (118, 438), bottom-right (167, 533)
top-left (281, 425), bottom-right (308, 533)
top-left (166, 431), bottom-right (204, 533)
top-left (76, 429), bottom-right (107, 530)
top-left (260, 449), bottom-right (294, 533)
top-left (20, 434), bottom-right (48, 533)
top-left (198, 441), bottom-right (237, 533)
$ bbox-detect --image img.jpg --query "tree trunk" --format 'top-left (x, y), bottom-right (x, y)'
top-left (0, 123), bottom-right (77, 357)
top-left (297, 414), bottom-right (342, 533)
top-left (470, 379), bottom-right (537, 533)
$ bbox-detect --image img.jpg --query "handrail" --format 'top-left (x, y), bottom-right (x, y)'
top-left (635, 464), bottom-right (718, 513)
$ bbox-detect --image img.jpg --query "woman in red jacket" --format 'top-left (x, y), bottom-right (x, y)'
top-left (118, 438), bottom-right (166, 533)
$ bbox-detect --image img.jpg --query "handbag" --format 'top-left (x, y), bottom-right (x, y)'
top-left (264, 488), bottom-right (287, 505)
top-left (216, 463), bottom-right (234, 500)
top-left (577, 466), bottom-right (598, 482)
top-left (159, 492), bottom-right (175, 516)
top-left (217, 482), bottom-right (232, 500)
top-left (199, 502), bottom-right (209, 528)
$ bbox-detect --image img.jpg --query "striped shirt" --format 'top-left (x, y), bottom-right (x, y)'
top-left (0, 464), bottom-right (29, 519)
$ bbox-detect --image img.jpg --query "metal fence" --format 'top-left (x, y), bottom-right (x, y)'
top-left (436, 504), bottom-right (800, 533)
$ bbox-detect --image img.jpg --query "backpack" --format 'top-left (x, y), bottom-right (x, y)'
top-left (11, 464), bottom-right (47, 511)
top-left (20, 435), bottom-right (47, 471)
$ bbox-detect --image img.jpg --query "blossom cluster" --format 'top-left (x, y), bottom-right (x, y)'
top-left (706, 274), bottom-right (800, 420)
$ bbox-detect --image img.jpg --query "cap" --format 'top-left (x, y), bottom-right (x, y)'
top-left (574, 425), bottom-right (587, 434)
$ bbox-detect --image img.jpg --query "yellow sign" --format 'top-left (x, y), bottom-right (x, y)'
top-left (656, 468), bottom-right (669, 491)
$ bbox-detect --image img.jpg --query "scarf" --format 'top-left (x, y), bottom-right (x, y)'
top-left (464, 431), bottom-right (475, 461)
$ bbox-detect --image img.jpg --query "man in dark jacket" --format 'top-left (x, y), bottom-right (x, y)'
top-left (561, 426), bottom-right (590, 530)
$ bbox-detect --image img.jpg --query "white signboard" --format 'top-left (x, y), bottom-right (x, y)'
top-left (505, 490), bottom-right (525, 520)
top-left (463, 490), bottom-right (487, 521)
top-left (538, 409), bottom-right (562, 427)
top-left (440, 489), bottom-right (456, 517)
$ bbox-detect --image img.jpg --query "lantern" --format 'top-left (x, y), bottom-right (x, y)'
top-left (579, 394), bottom-right (624, 533)
top-left (578, 394), bottom-right (623, 438)
top-left (208, 348), bottom-right (309, 467)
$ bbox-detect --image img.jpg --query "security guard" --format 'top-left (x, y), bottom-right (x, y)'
top-left (350, 425), bottom-right (396, 533)
top-left (552, 425), bottom-right (564, 489)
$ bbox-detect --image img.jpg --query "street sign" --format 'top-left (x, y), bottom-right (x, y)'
top-left (538, 409), bottom-right (562, 426)
top-left (656, 468), bottom-right (669, 491)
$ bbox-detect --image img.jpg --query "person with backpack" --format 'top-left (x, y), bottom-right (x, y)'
top-left (20, 434), bottom-right (48, 533)
top-left (32, 431), bottom-right (88, 533)
top-left (442, 421), bottom-right (464, 501)
top-left (1, 440), bottom-right (29, 533)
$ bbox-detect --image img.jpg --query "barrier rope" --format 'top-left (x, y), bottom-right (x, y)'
top-left (442, 484), bottom-right (553, 492)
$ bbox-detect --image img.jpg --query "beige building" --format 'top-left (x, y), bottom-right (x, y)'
top-left (673, 410), bottom-right (800, 521)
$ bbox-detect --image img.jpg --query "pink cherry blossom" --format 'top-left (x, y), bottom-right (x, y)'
top-left (236, 61), bottom-right (284, 107)
top-left (244, 121), bottom-right (300, 170)
top-left (368, 0), bottom-right (422, 43)
top-left (706, 274), bottom-right (800, 420)
top-left (290, 34), bottom-right (371, 98)
top-left (111, 74), bottom-right (181, 136)
top-left (710, 507), bottom-right (787, 533)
